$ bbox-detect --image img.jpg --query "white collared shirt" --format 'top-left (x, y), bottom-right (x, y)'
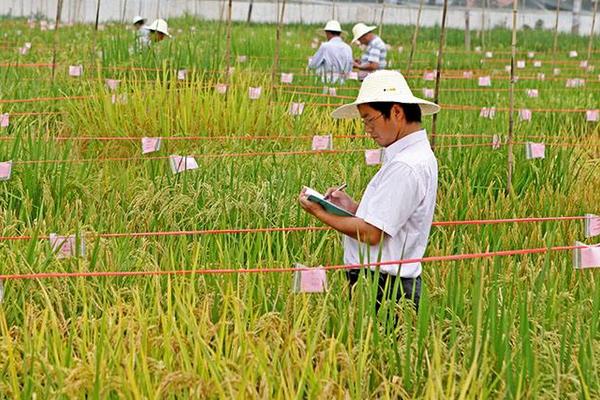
top-left (343, 130), bottom-right (437, 278)
top-left (308, 36), bottom-right (353, 83)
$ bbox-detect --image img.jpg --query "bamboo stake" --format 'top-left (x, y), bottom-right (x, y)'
top-left (430, 0), bottom-right (448, 150)
top-left (551, 0), bottom-right (560, 71)
top-left (94, 0), bottom-right (101, 31)
top-left (271, 0), bottom-right (286, 84)
top-left (507, 0), bottom-right (518, 194)
top-left (225, 0), bottom-right (233, 78)
top-left (247, 0), bottom-right (254, 23)
top-left (587, 0), bottom-right (598, 61)
top-left (406, 0), bottom-right (424, 74)
top-left (51, 0), bottom-right (64, 82)
top-left (121, 0), bottom-right (128, 25)
top-left (378, 0), bottom-right (385, 37)
top-left (465, 8), bottom-right (471, 51)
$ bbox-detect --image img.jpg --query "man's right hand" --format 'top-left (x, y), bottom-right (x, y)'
top-left (323, 187), bottom-right (359, 214)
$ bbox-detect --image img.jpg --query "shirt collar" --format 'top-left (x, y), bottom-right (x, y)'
top-left (329, 36), bottom-right (342, 42)
top-left (383, 129), bottom-right (429, 163)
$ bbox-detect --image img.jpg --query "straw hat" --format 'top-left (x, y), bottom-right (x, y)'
top-left (323, 20), bottom-right (343, 33)
top-left (146, 19), bottom-right (171, 37)
top-left (132, 16), bottom-right (145, 25)
top-left (351, 23), bottom-right (376, 43)
top-left (331, 70), bottom-right (440, 119)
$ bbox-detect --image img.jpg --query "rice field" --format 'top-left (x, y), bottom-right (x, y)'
top-left (0, 15), bottom-right (599, 398)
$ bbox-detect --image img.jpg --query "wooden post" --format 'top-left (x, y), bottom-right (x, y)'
top-left (225, 0), bottom-right (233, 77)
top-left (587, 0), bottom-right (598, 61)
top-left (378, 0), bottom-right (385, 37)
top-left (430, 0), bottom-right (448, 150)
top-left (465, 9), bottom-right (471, 50)
top-left (406, 0), bottom-right (424, 74)
top-left (551, 0), bottom-right (560, 71)
top-left (121, 0), bottom-right (128, 25)
top-left (51, 0), bottom-right (64, 82)
top-left (271, 0), bottom-right (286, 84)
top-left (94, 0), bottom-right (101, 31)
top-left (506, 0), bottom-right (518, 194)
top-left (247, 0), bottom-right (253, 23)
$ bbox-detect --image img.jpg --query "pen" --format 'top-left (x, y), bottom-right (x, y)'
top-left (324, 183), bottom-right (347, 200)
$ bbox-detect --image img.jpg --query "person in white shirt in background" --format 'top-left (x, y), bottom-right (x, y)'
top-left (308, 20), bottom-right (353, 84)
top-left (299, 70), bottom-right (440, 314)
top-left (146, 18), bottom-right (171, 43)
top-left (132, 16), bottom-right (150, 47)
top-left (351, 23), bottom-right (387, 80)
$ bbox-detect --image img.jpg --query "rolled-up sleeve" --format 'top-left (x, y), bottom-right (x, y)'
top-left (308, 45), bottom-right (326, 69)
top-left (366, 47), bottom-right (381, 63)
top-left (362, 163), bottom-right (424, 237)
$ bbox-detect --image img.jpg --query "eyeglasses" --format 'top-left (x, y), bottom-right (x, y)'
top-left (361, 112), bottom-right (384, 128)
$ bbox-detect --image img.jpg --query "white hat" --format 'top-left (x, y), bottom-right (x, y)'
top-left (323, 20), bottom-right (343, 32)
top-left (132, 16), bottom-right (145, 24)
top-left (331, 70), bottom-right (440, 119)
top-left (351, 23), bottom-right (376, 43)
top-left (146, 19), bottom-right (171, 37)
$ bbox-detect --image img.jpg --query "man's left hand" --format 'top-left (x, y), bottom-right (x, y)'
top-left (298, 188), bottom-right (325, 217)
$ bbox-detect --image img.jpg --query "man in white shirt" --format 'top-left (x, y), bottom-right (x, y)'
top-left (299, 70), bottom-right (440, 313)
top-left (308, 20), bottom-right (353, 84)
top-left (133, 16), bottom-right (150, 47)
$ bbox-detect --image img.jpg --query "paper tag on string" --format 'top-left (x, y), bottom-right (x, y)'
top-left (215, 83), bottom-right (228, 94)
top-left (536, 72), bottom-right (545, 81)
top-left (566, 78), bottom-right (585, 88)
top-left (423, 71), bottom-right (435, 81)
top-left (573, 241), bottom-right (600, 269)
top-left (289, 102), bottom-right (305, 116)
top-left (177, 69), bottom-right (187, 81)
top-left (169, 155), bottom-right (199, 174)
top-left (311, 135), bottom-right (332, 151)
top-left (141, 137), bottom-right (162, 154)
top-left (519, 109), bottom-right (532, 122)
top-left (111, 94), bottom-right (128, 104)
top-left (485, 51), bottom-right (493, 58)
top-left (237, 55), bottom-right (247, 63)
top-left (586, 109), bottom-right (599, 122)
top-left (585, 214), bottom-right (600, 238)
top-left (248, 86), bottom-right (262, 100)
top-left (105, 79), bottom-right (120, 91)
top-left (492, 134), bottom-right (501, 150)
top-left (526, 89), bottom-right (538, 98)
top-left (479, 107), bottom-right (496, 119)
top-left (569, 50), bottom-right (578, 58)
top-left (292, 264), bottom-right (328, 293)
top-left (525, 142), bottom-right (545, 159)
top-left (0, 161), bottom-right (12, 181)
top-left (580, 60), bottom-right (589, 68)
top-left (527, 51), bottom-right (535, 58)
top-left (49, 234), bottom-right (86, 259)
top-left (68, 65), bottom-right (83, 77)
top-left (463, 70), bottom-right (473, 79)
top-left (533, 60), bottom-right (542, 68)
top-left (365, 149), bottom-right (382, 165)
top-left (280, 73), bottom-right (294, 84)
top-left (0, 113), bottom-right (9, 128)
top-left (478, 76), bottom-right (491, 87)
top-left (516, 60), bottom-right (525, 69)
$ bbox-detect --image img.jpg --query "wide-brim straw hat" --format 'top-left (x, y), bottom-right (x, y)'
top-left (132, 15), bottom-right (145, 25)
top-left (323, 20), bottom-right (343, 33)
top-left (351, 23), bottom-right (376, 43)
top-left (146, 18), bottom-right (171, 37)
top-left (331, 70), bottom-right (441, 119)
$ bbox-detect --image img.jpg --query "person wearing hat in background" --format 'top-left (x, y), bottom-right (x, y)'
top-left (146, 18), bottom-right (171, 43)
top-left (132, 16), bottom-right (150, 46)
top-left (298, 70), bottom-right (440, 314)
top-left (351, 23), bottom-right (387, 79)
top-left (307, 20), bottom-right (353, 84)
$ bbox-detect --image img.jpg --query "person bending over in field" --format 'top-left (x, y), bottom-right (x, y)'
top-left (132, 16), bottom-right (150, 47)
top-left (351, 23), bottom-right (387, 80)
top-left (299, 70), bottom-right (440, 313)
top-left (146, 19), bottom-right (171, 43)
top-left (307, 20), bottom-right (353, 84)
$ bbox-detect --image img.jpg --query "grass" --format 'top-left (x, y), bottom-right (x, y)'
top-left (0, 16), bottom-right (599, 398)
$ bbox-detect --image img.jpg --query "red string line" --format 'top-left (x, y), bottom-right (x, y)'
top-left (0, 244), bottom-right (589, 281)
top-left (0, 215), bottom-right (590, 242)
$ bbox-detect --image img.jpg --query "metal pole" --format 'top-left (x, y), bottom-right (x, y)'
top-left (247, 0), bottom-right (253, 22)
top-left (406, 0), bottom-right (424, 74)
top-left (507, 0), bottom-right (518, 194)
top-left (94, 0), bottom-right (101, 31)
top-left (430, 0), bottom-right (448, 150)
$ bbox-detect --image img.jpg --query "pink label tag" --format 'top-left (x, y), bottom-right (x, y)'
top-left (463, 70), bottom-right (473, 79)
top-left (292, 264), bottom-right (327, 293)
top-left (365, 149), bottom-right (382, 165)
top-left (423, 71), bottom-right (435, 81)
top-left (49, 233), bottom-right (85, 259)
top-left (280, 73), bottom-right (294, 84)
top-left (141, 137), bottom-right (162, 154)
top-left (585, 214), bottom-right (600, 238)
top-left (422, 88), bottom-right (435, 99)
top-left (105, 79), bottom-right (120, 91)
top-left (526, 89), bottom-right (539, 98)
top-left (311, 135), bottom-right (332, 150)
top-left (169, 155), bottom-right (199, 174)
top-left (479, 107), bottom-right (496, 119)
top-left (474, 46), bottom-right (482, 53)
top-left (248, 86), bottom-right (262, 100)
top-left (527, 51), bottom-right (535, 58)
top-left (525, 142), bottom-right (545, 159)
top-left (519, 109), bottom-right (532, 121)
top-left (111, 94), bottom-right (128, 104)
top-left (485, 51), bottom-right (493, 58)
top-left (68, 65), bottom-right (83, 77)
top-left (569, 50), bottom-right (578, 58)
top-left (533, 60), bottom-right (542, 68)
top-left (553, 68), bottom-right (561, 75)
top-left (289, 102), bottom-right (305, 116)
top-left (492, 134), bottom-right (501, 150)
top-left (328, 87), bottom-right (337, 96)
top-left (347, 71), bottom-right (359, 80)
top-left (586, 109), bottom-right (599, 122)
top-left (580, 60), bottom-right (589, 68)
top-left (478, 76), bottom-right (491, 87)
top-left (516, 60), bottom-right (525, 69)
top-left (177, 69), bottom-right (187, 81)
top-left (19, 47), bottom-right (28, 55)
top-left (536, 72), bottom-right (545, 81)
top-left (397, 46), bottom-right (404, 53)
top-left (574, 241), bottom-right (600, 269)
top-left (0, 113), bottom-right (9, 128)
top-left (566, 78), bottom-right (585, 88)
top-left (227, 67), bottom-right (235, 76)
top-left (215, 83), bottom-right (228, 94)
top-left (0, 161), bottom-right (12, 181)
top-left (504, 65), bottom-right (511, 73)
top-left (237, 55), bottom-right (247, 63)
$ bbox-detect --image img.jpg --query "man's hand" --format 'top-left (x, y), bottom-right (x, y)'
top-left (323, 187), bottom-right (359, 214)
top-left (298, 187), bottom-right (325, 217)
top-left (353, 60), bottom-right (362, 68)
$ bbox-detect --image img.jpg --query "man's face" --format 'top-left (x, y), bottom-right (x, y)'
top-left (358, 103), bottom-right (403, 147)
top-left (358, 33), bottom-right (371, 45)
top-left (151, 31), bottom-right (165, 42)
top-left (134, 22), bottom-right (144, 30)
